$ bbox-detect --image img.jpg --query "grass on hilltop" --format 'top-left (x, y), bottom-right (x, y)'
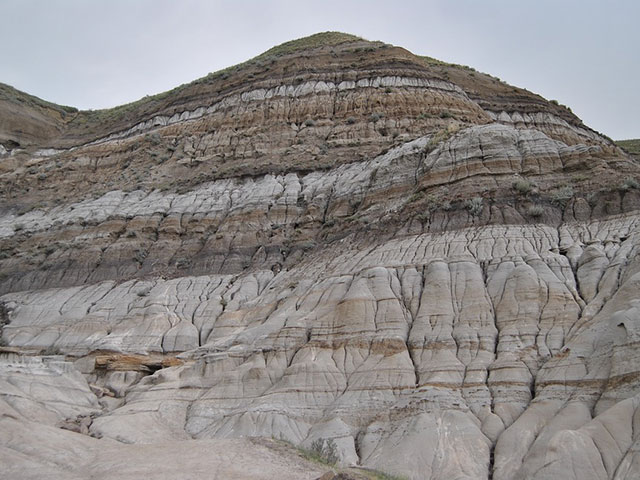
top-left (616, 139), bottom-right (640, 156)
top-left (254, 31), bottom-right (364, 60)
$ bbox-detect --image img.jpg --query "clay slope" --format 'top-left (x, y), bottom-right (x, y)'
top-left (1, 32), bottom-right (640, 480)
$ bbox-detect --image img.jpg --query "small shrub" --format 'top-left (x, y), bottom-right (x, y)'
top-left (309, 438), bottom-right (338, 465)
top-left (439, 111), bottom-right (453, 119)
top-left (369, 112), bottom-right (383, 123)
top-left (620, 177), bottom-right (640, 191)
top-left (407, 191), bottom-right (425, 203)
top-left (465, 197), bottom-right (483, 216)
top-left (415, 211), bottom-right (429, 222)
top-left (423, 193), bottom-right (443, 212)
top-left (303, 118), bottom-right (316, 127)
top-left (551, 185), bottom-right (574, 206)
top-left (384, 87), bottom-right (392, 93)
top-left (527, 205), bottom-right (544, 217)
top-left (346, 116), bottom-right (356, 125)
top-left (512, 178), bottom-right (533, 195)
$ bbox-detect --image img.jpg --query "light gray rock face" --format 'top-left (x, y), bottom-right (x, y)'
top-left (0, 418), bottom-right (327, 480)
top-left (3, 212), bottom-right (640, 479)
top-left (0, 353), bottom-right (327, 479)
top-left (487, 110), bottom-right (604, 144)
top-left (0, 354), bottom-right (100, 424)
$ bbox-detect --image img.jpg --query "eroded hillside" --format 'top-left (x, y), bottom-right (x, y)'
top-left (1, 32), bottom-right (640, 480)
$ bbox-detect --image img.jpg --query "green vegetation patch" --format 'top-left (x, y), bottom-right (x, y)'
top-left (254, 31), bottom-right (364, 60)
top-left (616, 139), bottom-right (640, 156)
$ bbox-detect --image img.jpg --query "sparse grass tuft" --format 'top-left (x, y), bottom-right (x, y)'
top-left (465, 197), bottom-right (483, 216)
top-left (426, 125), bottom-right (461, 151)
top-left (620, 177), bottom-right (639, 191)
top-left (253, 32), bottom-right (364, 61)
top-left (615, 139), bottom-right (640, 156)
top-left (309, 438), bottom-right (339, 465)
top-left (551, 185), bottom-right (574, 206)
top-left (407, 190), bottom-right (425, 203)
top-left (512, 178), bottom-right (533, 195)
top-left (364, 471), bottom-right (409, 480)
top-left (527, 205), bottom-right (544, 217)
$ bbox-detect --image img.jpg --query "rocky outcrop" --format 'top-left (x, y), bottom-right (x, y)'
top-left (1, 32), bottom-right (639, 479)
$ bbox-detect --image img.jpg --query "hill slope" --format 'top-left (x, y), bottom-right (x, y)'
top-left (1, 32), bottom-right (640, 480)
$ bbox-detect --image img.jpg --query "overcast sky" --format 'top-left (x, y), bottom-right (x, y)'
top-left (1, 0), bottom-right (638, 139)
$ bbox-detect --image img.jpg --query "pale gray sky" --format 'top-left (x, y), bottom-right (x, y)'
top-left (1, 0), bottom-right (638, 139)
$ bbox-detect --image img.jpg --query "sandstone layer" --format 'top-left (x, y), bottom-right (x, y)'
top-left (1, 32), bottom-right (640, 480)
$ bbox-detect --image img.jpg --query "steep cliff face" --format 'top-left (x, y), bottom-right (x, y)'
top-left (1, 32), bottom-right (640, 480)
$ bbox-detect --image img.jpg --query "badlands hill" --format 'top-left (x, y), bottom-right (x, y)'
top-left (1, 32), bottom-right (640, 480)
